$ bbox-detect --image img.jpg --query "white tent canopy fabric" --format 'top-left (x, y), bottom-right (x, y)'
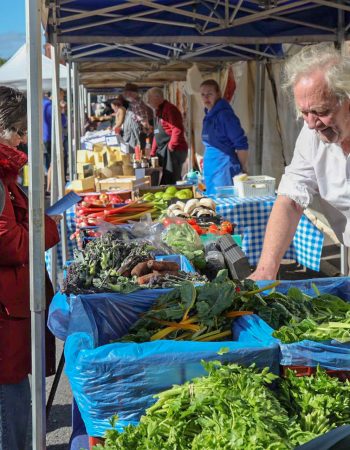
top-left (0, 44), bottom-right (67, 91)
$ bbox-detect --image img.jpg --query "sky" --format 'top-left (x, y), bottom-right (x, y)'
top-left (0, 0), bottom-right (26, 59)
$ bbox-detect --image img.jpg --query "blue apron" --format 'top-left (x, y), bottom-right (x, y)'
top-left (203, 143), bottom-right (241, 195)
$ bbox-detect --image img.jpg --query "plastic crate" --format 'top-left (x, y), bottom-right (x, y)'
top-left (234, 175), bottom-right (276, 198)
top-left (281, 365), bottom-right (350, 381)
top-left (89, 436), bottom-right (104, 449)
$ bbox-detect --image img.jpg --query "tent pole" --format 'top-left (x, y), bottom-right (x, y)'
top-left (52, 39), bottom-right (69, 264)
top-left (72, 62), bottom-right (80, 178)
top-left (25, 0), bottom-right (46, 448)
top-left (253, 60), bottom-right (265, 175)
top-left (79, 84), bottom-right (85, 136)
top-left (50, 94), bottom-right (58, 286)
top-left (337, 0), bottom-right (345, 49)
top-left (186, 89), bottom-right (193, 172)
top-left (87, 91), bottom-right (92, 116)
top-left (67, 59), bottom-right (74, 181)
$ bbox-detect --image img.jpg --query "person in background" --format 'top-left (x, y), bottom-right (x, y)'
top-left (110, 96), bottom-right (127, 134)
top-left (43, 89), bottom-right (68, 192)
top-left (250, 43), bottom-right (350, 281)
top-left (123, 83), bottom-right (153, 150)
top-left (199, 79), bottom-right (248, 195)
top-left (0, 86), bottom-right (61, 450)
top-left (147, 87), bottom-right (188, 184)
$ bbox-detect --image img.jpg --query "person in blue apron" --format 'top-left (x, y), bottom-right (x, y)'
top-left (147, 87), bottom-right (188, 185)
top-left (200, 79), bottom-right (248, 195)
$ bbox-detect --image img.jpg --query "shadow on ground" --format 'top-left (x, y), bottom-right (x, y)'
top-left (47, 404), bottom-right (72, 432)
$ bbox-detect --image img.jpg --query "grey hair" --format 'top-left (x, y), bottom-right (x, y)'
top-left (283, 43), bottom-right (350, 102)
top-left (0, 86), bottom-right (27, 138)
top-left (147, 87), bottom-right (164, 99)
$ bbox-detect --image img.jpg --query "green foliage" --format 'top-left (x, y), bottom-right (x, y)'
top-left (95, 363), bottom-right (350, 450)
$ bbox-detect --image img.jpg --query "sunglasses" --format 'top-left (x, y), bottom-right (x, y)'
top-left (10, 127), bottom-right (27, 137)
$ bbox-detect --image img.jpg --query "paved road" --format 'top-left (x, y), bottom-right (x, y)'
top-left (46, 340), bottom-right (72, 450)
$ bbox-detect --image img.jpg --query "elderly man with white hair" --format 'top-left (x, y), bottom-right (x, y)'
top-left (250, 43), bottom-right (350, 280)
top-left (147, 87), bottom-right (188, 184)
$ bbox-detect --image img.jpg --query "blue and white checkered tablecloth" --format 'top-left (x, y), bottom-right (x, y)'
top-left (45, 206), bottom-right (77, 275)
top-left (215, 196), bottom-right (324, 271)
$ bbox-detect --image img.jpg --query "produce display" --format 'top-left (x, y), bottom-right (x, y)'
top-left (142, 186), bottom-right (193, 203)
top-left (119, 271), bottom-right (257, 343)
top-left (161, 222), bottom-right (206, 269)
top-left (63, 230), bottom-right (206, 294)
top-left (166, 197), bottom-right (216, 219)
top-left (94, 361), bottom-right (350, 450)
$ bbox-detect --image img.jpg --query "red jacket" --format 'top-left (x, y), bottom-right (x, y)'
top-left (0, 143), bottom-right (59, 383)
top-left (151, 100), bottom-right (187, 156)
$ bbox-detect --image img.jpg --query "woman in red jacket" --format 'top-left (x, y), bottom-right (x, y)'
top-left (0, 86), bottom-right (60, 450)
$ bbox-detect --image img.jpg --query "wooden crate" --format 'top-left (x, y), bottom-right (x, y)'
top-left (96, 176), bottom-right (151, 192)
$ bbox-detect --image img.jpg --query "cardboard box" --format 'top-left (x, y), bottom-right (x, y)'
top-left (96, 176), bottom-right (151, 192)
top-left (77, 150), bottom-right (94, 164)
top-left (97, 162), bottom-right (124, 179)
top-left (77, 163), bottom-right (94, 178)
top-left (107, 146), bottom-right (122, 163)
top-left (70, 176), bottom-right (96, 192)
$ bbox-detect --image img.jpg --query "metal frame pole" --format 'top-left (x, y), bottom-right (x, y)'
top-left (52, 40), bottom-right (69, 264)
top-left (87, 91), bottom-right (92, 116)
top-left (50, 97), bottom-right (58, 285)
top-left (72, 62), bottom-right (80, 178)
top-left (253, 60), bottom-right (266, 175)
top-left (25, 0), bottom-right (46, 448)
top-left (186, 89), bottom-right (193, 172)
top-left (66, 59), bottom-right (74, 181)
top-left (79, 84), bottom-right (85, 136)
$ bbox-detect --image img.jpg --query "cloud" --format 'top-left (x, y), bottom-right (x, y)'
top-left (0, 32), bottom-right (26, 59)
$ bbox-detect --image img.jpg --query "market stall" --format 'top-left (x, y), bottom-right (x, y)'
top-left (20, 2), bottom-right (350, 449)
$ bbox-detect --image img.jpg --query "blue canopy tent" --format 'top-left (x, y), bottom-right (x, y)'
top-left (24, 1), bottom-right (350, 449)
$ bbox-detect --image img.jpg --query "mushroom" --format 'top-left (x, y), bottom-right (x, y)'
top-left (184, 199), bottom-right (200, 215)
top-left (168, 204), bottom-right (180, 212)
top-left (196, 208), bottom-right (216, 218)
top-left (199, 198), bottom-right (216, 211)
top-left (175, 201), bottom-right (186, 211)
top-left (173, 209), bottom-right (189, 217)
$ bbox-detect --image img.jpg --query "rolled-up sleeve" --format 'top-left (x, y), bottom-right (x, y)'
top-left (277, 125), bottom-right (319, 209)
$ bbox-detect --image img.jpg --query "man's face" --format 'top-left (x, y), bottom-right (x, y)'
top-left (294, 70), bottom-right (350, 144)
top-left (147, 93), bottom-right (162, 109)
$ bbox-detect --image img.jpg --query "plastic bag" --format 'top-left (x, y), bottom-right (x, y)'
top-left (233, 277), bottom-right (350, 370)
top-left (161, 222), bottom-right (205, 267)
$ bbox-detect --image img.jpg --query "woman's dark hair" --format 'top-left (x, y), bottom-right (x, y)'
top-left (0, 86), bottom-right (27, 131)
top-left (200, 79), bottom-right (220, 92)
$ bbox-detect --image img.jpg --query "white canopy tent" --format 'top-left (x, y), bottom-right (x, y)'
top-left (0, 43), bottom-right (67, 91)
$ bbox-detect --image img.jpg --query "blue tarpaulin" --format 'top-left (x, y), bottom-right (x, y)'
top-left (233, 277), bottom-right (350, 370)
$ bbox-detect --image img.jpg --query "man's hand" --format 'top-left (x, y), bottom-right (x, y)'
top-left (248, 266), bottom-right (278, 281)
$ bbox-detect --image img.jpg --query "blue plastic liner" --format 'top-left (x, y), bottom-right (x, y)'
top-left (233, 277), bottom-right (350, 370)
top-left (296, 425), bottom-right (350, 450)
top-left (65, 332), bottom-right (279, 437)
top-left (61, 267), bottom-right (280, 437)
top-left (48, 254), bottom-right (194, 342)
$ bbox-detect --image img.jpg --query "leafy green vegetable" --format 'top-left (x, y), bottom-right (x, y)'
top-left (94, 363), bottom-right (350, 450)
top-left (162, 223), bottom-right (206, 269)
top-left (94, 362), bottom-right (294, 450)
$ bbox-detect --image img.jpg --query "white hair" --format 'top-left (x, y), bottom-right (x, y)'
top-left (147, 87), bottom-right (164, 99)
top-left (283, 43), bottom-right (350, 102)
